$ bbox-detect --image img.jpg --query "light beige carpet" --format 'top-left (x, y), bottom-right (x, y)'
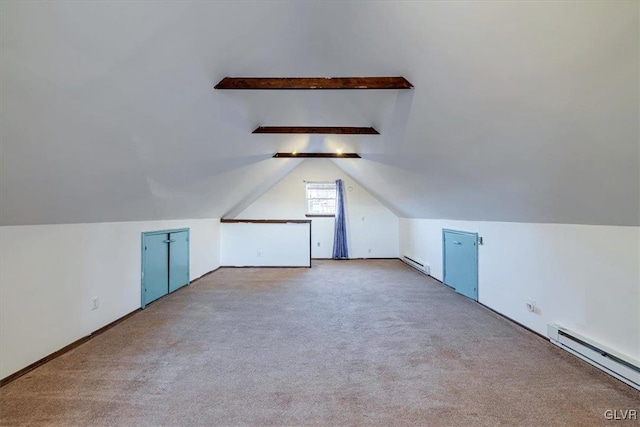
top-left (1, 260), bottom-right (638, 426)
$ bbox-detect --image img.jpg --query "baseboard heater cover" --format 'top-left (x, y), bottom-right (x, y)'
top-left (402, 255), bottom-right (430, 275)
top-left (548, 324), bottom-right (639, 391)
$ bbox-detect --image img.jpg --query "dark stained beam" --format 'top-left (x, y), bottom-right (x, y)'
top-left (273, 153), bottom-right (361, 158)
top-left (253, 126), bottom-right (379, 135)
top-left (220, 219), bottom-right (311, 224)
top-left (215, 77), bottom-right (413, 90)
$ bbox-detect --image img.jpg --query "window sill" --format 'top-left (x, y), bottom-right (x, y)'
top-left (305, 214), bottom-right (335, 218)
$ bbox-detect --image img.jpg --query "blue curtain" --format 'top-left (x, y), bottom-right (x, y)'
top-left (332, 179), bottom-right (349, 259)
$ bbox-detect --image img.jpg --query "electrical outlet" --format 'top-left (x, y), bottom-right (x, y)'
top-left (91, 297), bottom-right (99, 311)
top-left (317, 242), bottom-right (320, 247)
top-left (257, 251), bottom-right (262, 257)
top-left (368, 248), bottom-right (372, 254)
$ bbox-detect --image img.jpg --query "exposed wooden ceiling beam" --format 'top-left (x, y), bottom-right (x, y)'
top-left (215, 77), bottom-right (413, 90)
top-left (220, 219), bottom-right (311, 224)
top-left (253, 126), bottom-right (379, 135)
top-left (273, 153), bottom-right (361, 158)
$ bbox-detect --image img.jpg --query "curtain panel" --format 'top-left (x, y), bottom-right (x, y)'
top-left (332, 179), bottom-right (349, 259)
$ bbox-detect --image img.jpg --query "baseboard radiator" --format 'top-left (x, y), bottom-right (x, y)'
top-left (402, 255), bottom-right (430, 275)
top-left (548, 324), bottom-right (640, 390)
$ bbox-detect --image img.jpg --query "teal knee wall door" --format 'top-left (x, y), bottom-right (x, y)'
top-left (141, 228), bottom-right (190, 308)
top-left (169, 231), bottom-right (189, 293)
top-left (443, 229), bottom-right (478, 301)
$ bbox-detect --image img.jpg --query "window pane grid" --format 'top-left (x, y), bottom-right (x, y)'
top-left (306, 182), bottom-right (337, 215)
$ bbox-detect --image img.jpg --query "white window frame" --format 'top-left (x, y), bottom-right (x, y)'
top-left (305, 181), bottom-right (337, 217)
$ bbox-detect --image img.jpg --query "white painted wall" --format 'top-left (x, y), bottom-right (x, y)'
top-left (221, 222), bottom-right (310, 267)
top-left (0, 218), bottom-right (220, 379)
top-left (236, 159), bottom-right (399, 259)
top-left (399, 218), bottom-right (640, 361)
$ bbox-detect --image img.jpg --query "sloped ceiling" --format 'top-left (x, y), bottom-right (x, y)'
top-left (1, 1), bottom-right (638, 226)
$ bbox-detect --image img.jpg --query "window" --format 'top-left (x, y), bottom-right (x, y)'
top-left (306, 181), bottom-right (336, 216)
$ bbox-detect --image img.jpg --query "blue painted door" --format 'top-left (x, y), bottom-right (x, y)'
top-left (169, 231), bottom-right (189, 293)
top-left (443, 229), bottom-right (478, 301)
top-left (143, 233), bottom-right (169, 305)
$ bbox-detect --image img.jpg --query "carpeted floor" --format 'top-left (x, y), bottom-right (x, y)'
top-left (0, 260), bottom-right (638, 426)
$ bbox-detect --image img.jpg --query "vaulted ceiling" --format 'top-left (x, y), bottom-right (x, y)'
top-left (1, 1), bottom-right (638, 226)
